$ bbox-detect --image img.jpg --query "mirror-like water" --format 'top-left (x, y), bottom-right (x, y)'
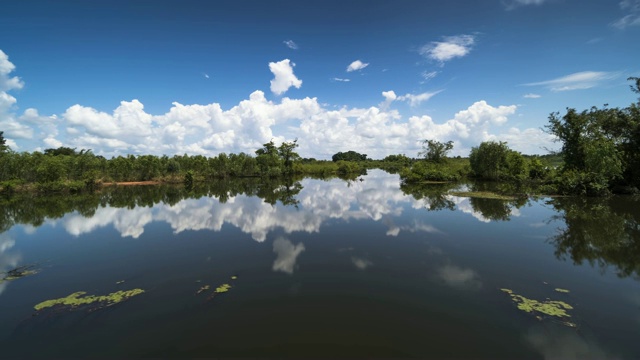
top-left (1, 170), bottom-right (638, 358)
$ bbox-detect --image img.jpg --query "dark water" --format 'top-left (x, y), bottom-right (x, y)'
top-left (0, 170), bottom-right (639, 358)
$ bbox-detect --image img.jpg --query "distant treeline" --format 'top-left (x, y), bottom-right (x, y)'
top-left (400, 78), bottom-right (640, 196)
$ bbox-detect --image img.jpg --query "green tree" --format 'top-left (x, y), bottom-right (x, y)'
top-left (418, 139), bottom-right (453, 163)
top-left (0, 131), bottom-right (8, 153)
top-left (255, 140), bottom-right (282, 177)
top-left (332, 151), bottom-right (367, 162)
top-left (278, 139), bottom-right (301, 175)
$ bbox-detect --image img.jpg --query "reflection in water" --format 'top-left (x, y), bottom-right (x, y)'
top-left (435, 263), bottom-right (482, 291)
top-left (525, 325), bottom-right (618, 360)
top-left (0, 170), bottom-right (639, 357)
top-left (272, 237), bottom-right (305, 274)
top-left (0, 233), bottom-right (19, 297)
top-left (547, 197), bottom-right (640, 279)
top-left (351, 256), bottom-right (373, 270)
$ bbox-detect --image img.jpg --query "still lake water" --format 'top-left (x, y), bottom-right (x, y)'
top-left (0, 170), bottom-right (638, 358)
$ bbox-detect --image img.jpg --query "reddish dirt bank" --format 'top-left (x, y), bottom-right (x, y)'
top-left (104, 181), bottom-right (161, 186)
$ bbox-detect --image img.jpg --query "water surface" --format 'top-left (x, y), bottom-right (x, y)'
top-left (1, 170), bottom-right (638, 358)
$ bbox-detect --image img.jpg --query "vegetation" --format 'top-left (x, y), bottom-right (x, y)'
top-left (34, 289), bottom-right (145, 312)
top-left (500, 288), bottom-right (576, 327)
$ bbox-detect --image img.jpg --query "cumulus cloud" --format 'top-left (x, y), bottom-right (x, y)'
top-left (283, 40), bottom-right (298, 49)
top-left (612, 0), bottom-right (640, 29)
top-left (346, 60), bottom-right (369, 72)
top-left (0, 50), bottom-right (24, 91)
top-left (269, 59), bottom-right (302, 95)
top-left (2, 49), bottom-right (555, 159)
top-left (524, 71), bottom-right (619, 91)
top-left (272, 237), bottom-right (305, 274)
top-left (420, 35), bottom-right (475, 63)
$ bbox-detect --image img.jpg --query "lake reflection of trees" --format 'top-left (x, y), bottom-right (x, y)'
top-left (0, 177), bottom-right (303, 233)
top-left (400, 182), bottom-right (457, 211)
top-left (548, 197), bottom-right (640, 279)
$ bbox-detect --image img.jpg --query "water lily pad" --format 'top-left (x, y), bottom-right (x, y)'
top-left (34, 289), bottom-right (145, 312)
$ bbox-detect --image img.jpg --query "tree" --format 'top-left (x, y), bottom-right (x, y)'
top-left (331, 151), bottom-right (367, 162)
top-left (418, 140), bottom-right (453, 163)
top-left (278, 139), bottom-right (301, 175)
top-left (469, 141), bottom-right (526, 180)
top-left (0, 131), bottom-right (8, 153)
top-left (255, 140), bottom-right (282, 177)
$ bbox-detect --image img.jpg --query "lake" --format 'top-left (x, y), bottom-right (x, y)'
top-left (0, 170), bottom-right (638, 358)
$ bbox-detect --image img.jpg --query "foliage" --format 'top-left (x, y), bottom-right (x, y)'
top-left (332, 150), bottom-right (368, 162)
top-left (469, 141), bottom-right (528, 181)
top-left (0, 131), bottom-right (8, 153)
top-left (418, 139), bottom-right (453, 163)
top-left (500, 288), bottom-right (575, 327)
top-left (399, 157), bottom-right (469, 184)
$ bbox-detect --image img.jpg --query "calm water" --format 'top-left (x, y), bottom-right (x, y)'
top-left (0, 170), bottom-right (638, 358)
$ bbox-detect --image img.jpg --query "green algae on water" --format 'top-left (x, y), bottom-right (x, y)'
top-left (554, 288), bottom-right (570, 293)
top-left (34, 289), bottom-right (145, 311)
top-left (500, 288), bottom-right (573, 319)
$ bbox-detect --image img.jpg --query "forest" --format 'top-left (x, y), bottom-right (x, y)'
top-left (1, 78), bottom-right (639, 197)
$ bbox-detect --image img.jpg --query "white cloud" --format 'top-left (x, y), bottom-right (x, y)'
top-left (272, 237), bottom-right (305, 274)
top-left (346, 60), bottom-right (369, 72)
top-left (332, 77), bottom-right (351, 82)
top-left (283, 40), bottom-right (298, 49)
top-left (0, 50), bottom-right (24, 92)
top-left (504, 0), bottom-right (548, 10)
top-left (612, 0), bottom-right (640, 29)
top-left (421, 71), bottom-right (438, 82)
top-left (203, 73), bottom-right (210, 79)
top-left (523, 93), bottom-right (541, 98)
top-left (269, 59), bottom-right (302, 95)
top-left (420, 35), bottom-right (475, 63)
top-left (2, 49), bottom-right (555, 158)
top-left (398, 91), bottom-right (442, 107)
top-left (524, 71), bottom-right (619, 91)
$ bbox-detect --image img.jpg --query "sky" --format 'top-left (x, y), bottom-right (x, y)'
top-left (0, 0), bottom-right (638, 159)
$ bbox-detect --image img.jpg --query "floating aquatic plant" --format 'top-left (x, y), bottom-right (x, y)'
top-left (554, 288), bottom-right (570, 293)
top-left (231, 276), bottom-right (237, 280)
top-left (34, 289), bottom-right (145, 312)
top-left (215, 284), bottom-right (231, 293)
top-left (500, 288), bottom-right (576, 327)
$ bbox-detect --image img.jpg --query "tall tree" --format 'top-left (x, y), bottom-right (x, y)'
top-left (0, 131), bottom-right (8, 153)
top-left (418, 139), bottom-right (453, 163)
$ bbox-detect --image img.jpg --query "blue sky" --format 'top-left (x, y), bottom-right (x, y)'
top-left (0, 0), bottom-right (638, 159)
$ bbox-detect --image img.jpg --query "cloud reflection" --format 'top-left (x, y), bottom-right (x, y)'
top-left (0, 233), bottom-right (20, 297)
top-left (272, 237), bottom-right (305, 275)
top-left (435, 264), bottom-right (482, 290)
